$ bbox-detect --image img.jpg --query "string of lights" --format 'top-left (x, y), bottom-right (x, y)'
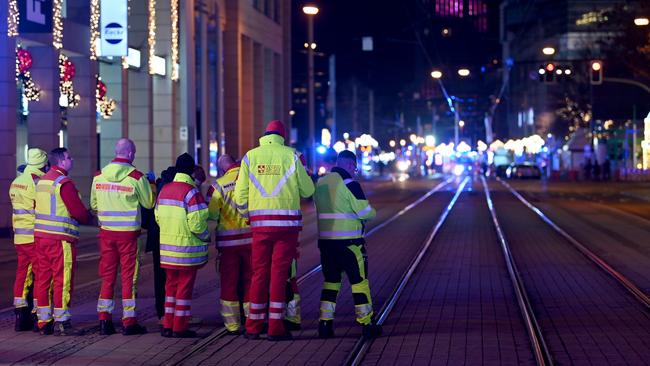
top-left (53, 0), bottom-right (64, 49)
top-left (171, 0), bottom-right (179, 81)
top-left (15, 47), bottom-right (40, 101)
top-left (59, 54), bottom-right (80, 108)
top-left (8, 0), bottom-right (19, 37)
top-left (148, 0), bottom-right (157, 75)
top-left (96, 75), bottom-right (117, 118)
top-left (90, 0), bottom-right (100, 59)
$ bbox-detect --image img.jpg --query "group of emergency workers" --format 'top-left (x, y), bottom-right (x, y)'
top-left (9, 119), bottom-right (381, 341)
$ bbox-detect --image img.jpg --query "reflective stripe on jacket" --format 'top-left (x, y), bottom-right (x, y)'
top-left (234, 134), bottom-right (314, 232)
top-left (9, 166), bottom-right (45, 244)
top-left (34, 169), bottom-right (80, 242)
top-left (155, 172), bottom-right (210, 268)
top-left (314, 169), bottom-right (376, 240)
top-left (208, 166), bottom-right (252, 248)
top-left (90, 159), bottom-right (154, 234)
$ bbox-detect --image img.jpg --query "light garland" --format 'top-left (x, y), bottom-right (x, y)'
top-left (148, 0), bottom-right (157, 74)
top-left (96, 75), bottom-right (117, 118)
top-left (171, 0), bottom-right (179, 81)
top-left (15, 47), bottom-right (40, 101)
top-left (8, 0), bottom-right (19, 37)
top-left (59, 54), bottom-right (80, 108)
top-left (53, 0), bottom-right (64, 49)
top-left (90, 0), bottom-right (100, 59)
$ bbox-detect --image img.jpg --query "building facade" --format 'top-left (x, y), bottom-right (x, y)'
top-left (0, 0), bottom-right (291, 236)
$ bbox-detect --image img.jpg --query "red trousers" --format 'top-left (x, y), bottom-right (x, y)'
top-left (219, 245), bottom-right (252, 302)
top-left (245, 231), bottom-right (299, 336)
top-left (163, 267), bottom-right (198, 332)
top-left (97, 237), bottom-right (139, 326)
top-left (13, 243), bottom-right (37, 308)
top-left (34, 238), bottom-right (76, 326)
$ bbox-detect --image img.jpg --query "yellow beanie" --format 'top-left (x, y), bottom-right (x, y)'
top-left (27, 148), bottom-right (48, 168)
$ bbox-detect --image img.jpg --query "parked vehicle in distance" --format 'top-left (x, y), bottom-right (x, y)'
top-left (506, 163), bottom-right (542, 179)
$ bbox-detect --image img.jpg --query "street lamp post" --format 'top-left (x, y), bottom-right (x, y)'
top-left (303, 5), bottom-right (319, 172)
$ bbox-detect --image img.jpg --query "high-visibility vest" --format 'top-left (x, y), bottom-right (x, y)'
top-left (90, 160), bottom-right (154, 233)
top-left (234, 134), bottom-right (315, 232)
top-left (9, 165), bottom-right (45, 244)
top-left (314, 171), bottom-right (376, 240)
top-left (155, 172), bottom-right (210, 268)
top-left (208, 166), bottom-right (252, 248)
top-left (34, 169), bottom-right (80, 242)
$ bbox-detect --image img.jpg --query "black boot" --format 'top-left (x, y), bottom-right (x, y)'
top-left (318, 320), bottom-right (334, 339)
top-left (362, 321), bottom-right (382, 339)
top-left (39, 321), bottom-right (54, 335)
top-left (54, 320), bottom-right (75, 336)
top-left (284, 319), bottom-right (301, 331)
top-left (160, 328), bottom-right (173, 338)
top-left (14, 308), bottom-right (32, 332)
top-left (267, 331), bottom-right (293, 342)
top-left (32, 313), bottom-right (39, 332)
top-left (99, 320), bottom-right (116, 335)
top-left (123, 323), bottom-right (147, 336)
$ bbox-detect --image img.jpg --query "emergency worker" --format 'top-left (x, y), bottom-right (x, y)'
top-left (314, 150), bottom-right (381, 339)
top-left (91, 138), bottom-right (154, 335)
top-left (9, 148), bottom-right (48, 331)
top-left (155, 153), bottom-right (210, 338)
top-left (235, 120), bottom-right (314, 341)
top-left (34, 148), bottom-right (92, 335)
top-left (208, 154), bottom-right (252, 334)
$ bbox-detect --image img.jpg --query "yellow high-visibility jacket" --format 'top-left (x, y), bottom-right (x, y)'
top-left (9, 165), bottom-right (45, 244)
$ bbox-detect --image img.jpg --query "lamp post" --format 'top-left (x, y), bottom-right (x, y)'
top-left (303, 5), bottom-right (319, 172)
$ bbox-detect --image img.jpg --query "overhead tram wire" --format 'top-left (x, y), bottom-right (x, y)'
top-left (481, 176), bottom-right (553, 366)
top-left (497, 178), bottom-right (650, 309)
top-left (171, 178), bottom-right (456, 365)
top-left (346, 176), bottom-right (470, 366)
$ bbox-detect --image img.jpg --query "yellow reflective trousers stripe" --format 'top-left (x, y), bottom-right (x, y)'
top-left (62, 241), bottom-right (73, 311)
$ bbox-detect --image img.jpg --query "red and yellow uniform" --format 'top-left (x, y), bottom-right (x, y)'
top-left (91, 158), bottom-right (154, 328)
top-left (34, 166), bottom-right (91, 328)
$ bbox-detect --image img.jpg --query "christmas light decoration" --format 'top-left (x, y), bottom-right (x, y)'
top-left (171, 0), bottom-right (179, 80)
top-left (8, 0), bottom-right (19, 37)
top-left (15, 47), bottom-right (40, 101)
top-left (53, 0), bottom-right (64, 49)
top-left (59, 54), bottom-right (80, 108)
top-left (96, 75), bottom-right (117, 118)
top-left (148, 0), bottom-right (157, 75)
top-left (90, 0), bottom-right (100, 59)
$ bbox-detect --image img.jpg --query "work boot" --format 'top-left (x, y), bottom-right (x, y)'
top-left (284, 320), bottom-right (301, 331)
top-left (32, 313), bottom-right (39, 332)
top-left (362, 322), bottom-right (382, 339)
top-left (123, 323), bottom-right (147, 336)
top-left (39, 321), bottom-right (54, 335)
top-left (243, 331), bottom-right (261, 340)
top-left (267, 331), bottom-right (293, 342)
top-left (14, 308), bottom-right (32, 331)
top-left (99, 320), bottom-right (116, 335)
top-left (54, 320), bottom-right (75, 336)
top-left (225, 328), bottom-right (241, 336)
top-left (318, 320), bottom-right (334, 339)
top-left (160, 328), bottom-right (173, 338)
top-left (172, 330), bottom-right (198, 338)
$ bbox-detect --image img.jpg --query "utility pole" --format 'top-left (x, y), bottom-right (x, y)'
top-left (304, 6), bottom-right (318, 171)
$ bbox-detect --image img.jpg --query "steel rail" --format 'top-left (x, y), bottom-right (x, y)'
top-left (481, 176), bottom-right (553, 366)
top-left (346, 176), bottom-right (469, 366)
top-left (171, 177), bottom-right (454, 366)
top-left (498, 178), bottom-right (650, 309)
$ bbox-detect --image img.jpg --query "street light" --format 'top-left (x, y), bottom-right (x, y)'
top-left (634, 17), bottom-right (649, 26)
top-left (458, 120), bottom-right (465, 128)
top-left (542, 47), bottom-right (556, 55)
top-left (430, 70), bottom-right (443, 79)
top-left (303, 4), bottom-right (319, 171)
top-left (457, 68), bottom-right (470, 77)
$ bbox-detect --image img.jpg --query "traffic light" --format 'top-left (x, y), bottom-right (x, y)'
top-left (538, 63), bottom-right (556, 83)
top-left (590, 61), bottom-right (603, 85)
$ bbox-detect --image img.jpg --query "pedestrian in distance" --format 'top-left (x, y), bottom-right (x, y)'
top-left (314, 150), bottom-right (382, 339)
top-left (155, 153), bottom-right (210, 338)
top-left (208, 154), bottom-right (253, 335)
top-left (235, 120), bottom-right (315, 341)
top-left (9, 148), bottom-right (48, 332)
top-left (34, 147), bottom-right (92, 335)
top-left (91, 138), bottom-right (154, 336)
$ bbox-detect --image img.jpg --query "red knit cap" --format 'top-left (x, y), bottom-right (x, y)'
top-left (265, 120), bottom-right (286, 139)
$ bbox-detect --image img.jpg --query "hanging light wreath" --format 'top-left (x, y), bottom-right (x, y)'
top-left (59, 53), bottom-right (80, 108)
top-left (96, 75), bottom-right (117, 118)
top-left (15, 47), bottom-right (41, 101)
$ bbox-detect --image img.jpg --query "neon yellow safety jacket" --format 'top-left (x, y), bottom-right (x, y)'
top-left (90, 158), bottom-right (154, 235)
top-left (155, 173), bottom-right (210, 269)
top-left (208, 165), bottom-right (252, 248)
top-left (9, 165), bottom-right (45, 244)
top-left (34, 169), bottom-right (80, 242)
top-left (234, 134), bottom-right (315, 232)
top-left (314, 167), bottom-right (376, 240)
